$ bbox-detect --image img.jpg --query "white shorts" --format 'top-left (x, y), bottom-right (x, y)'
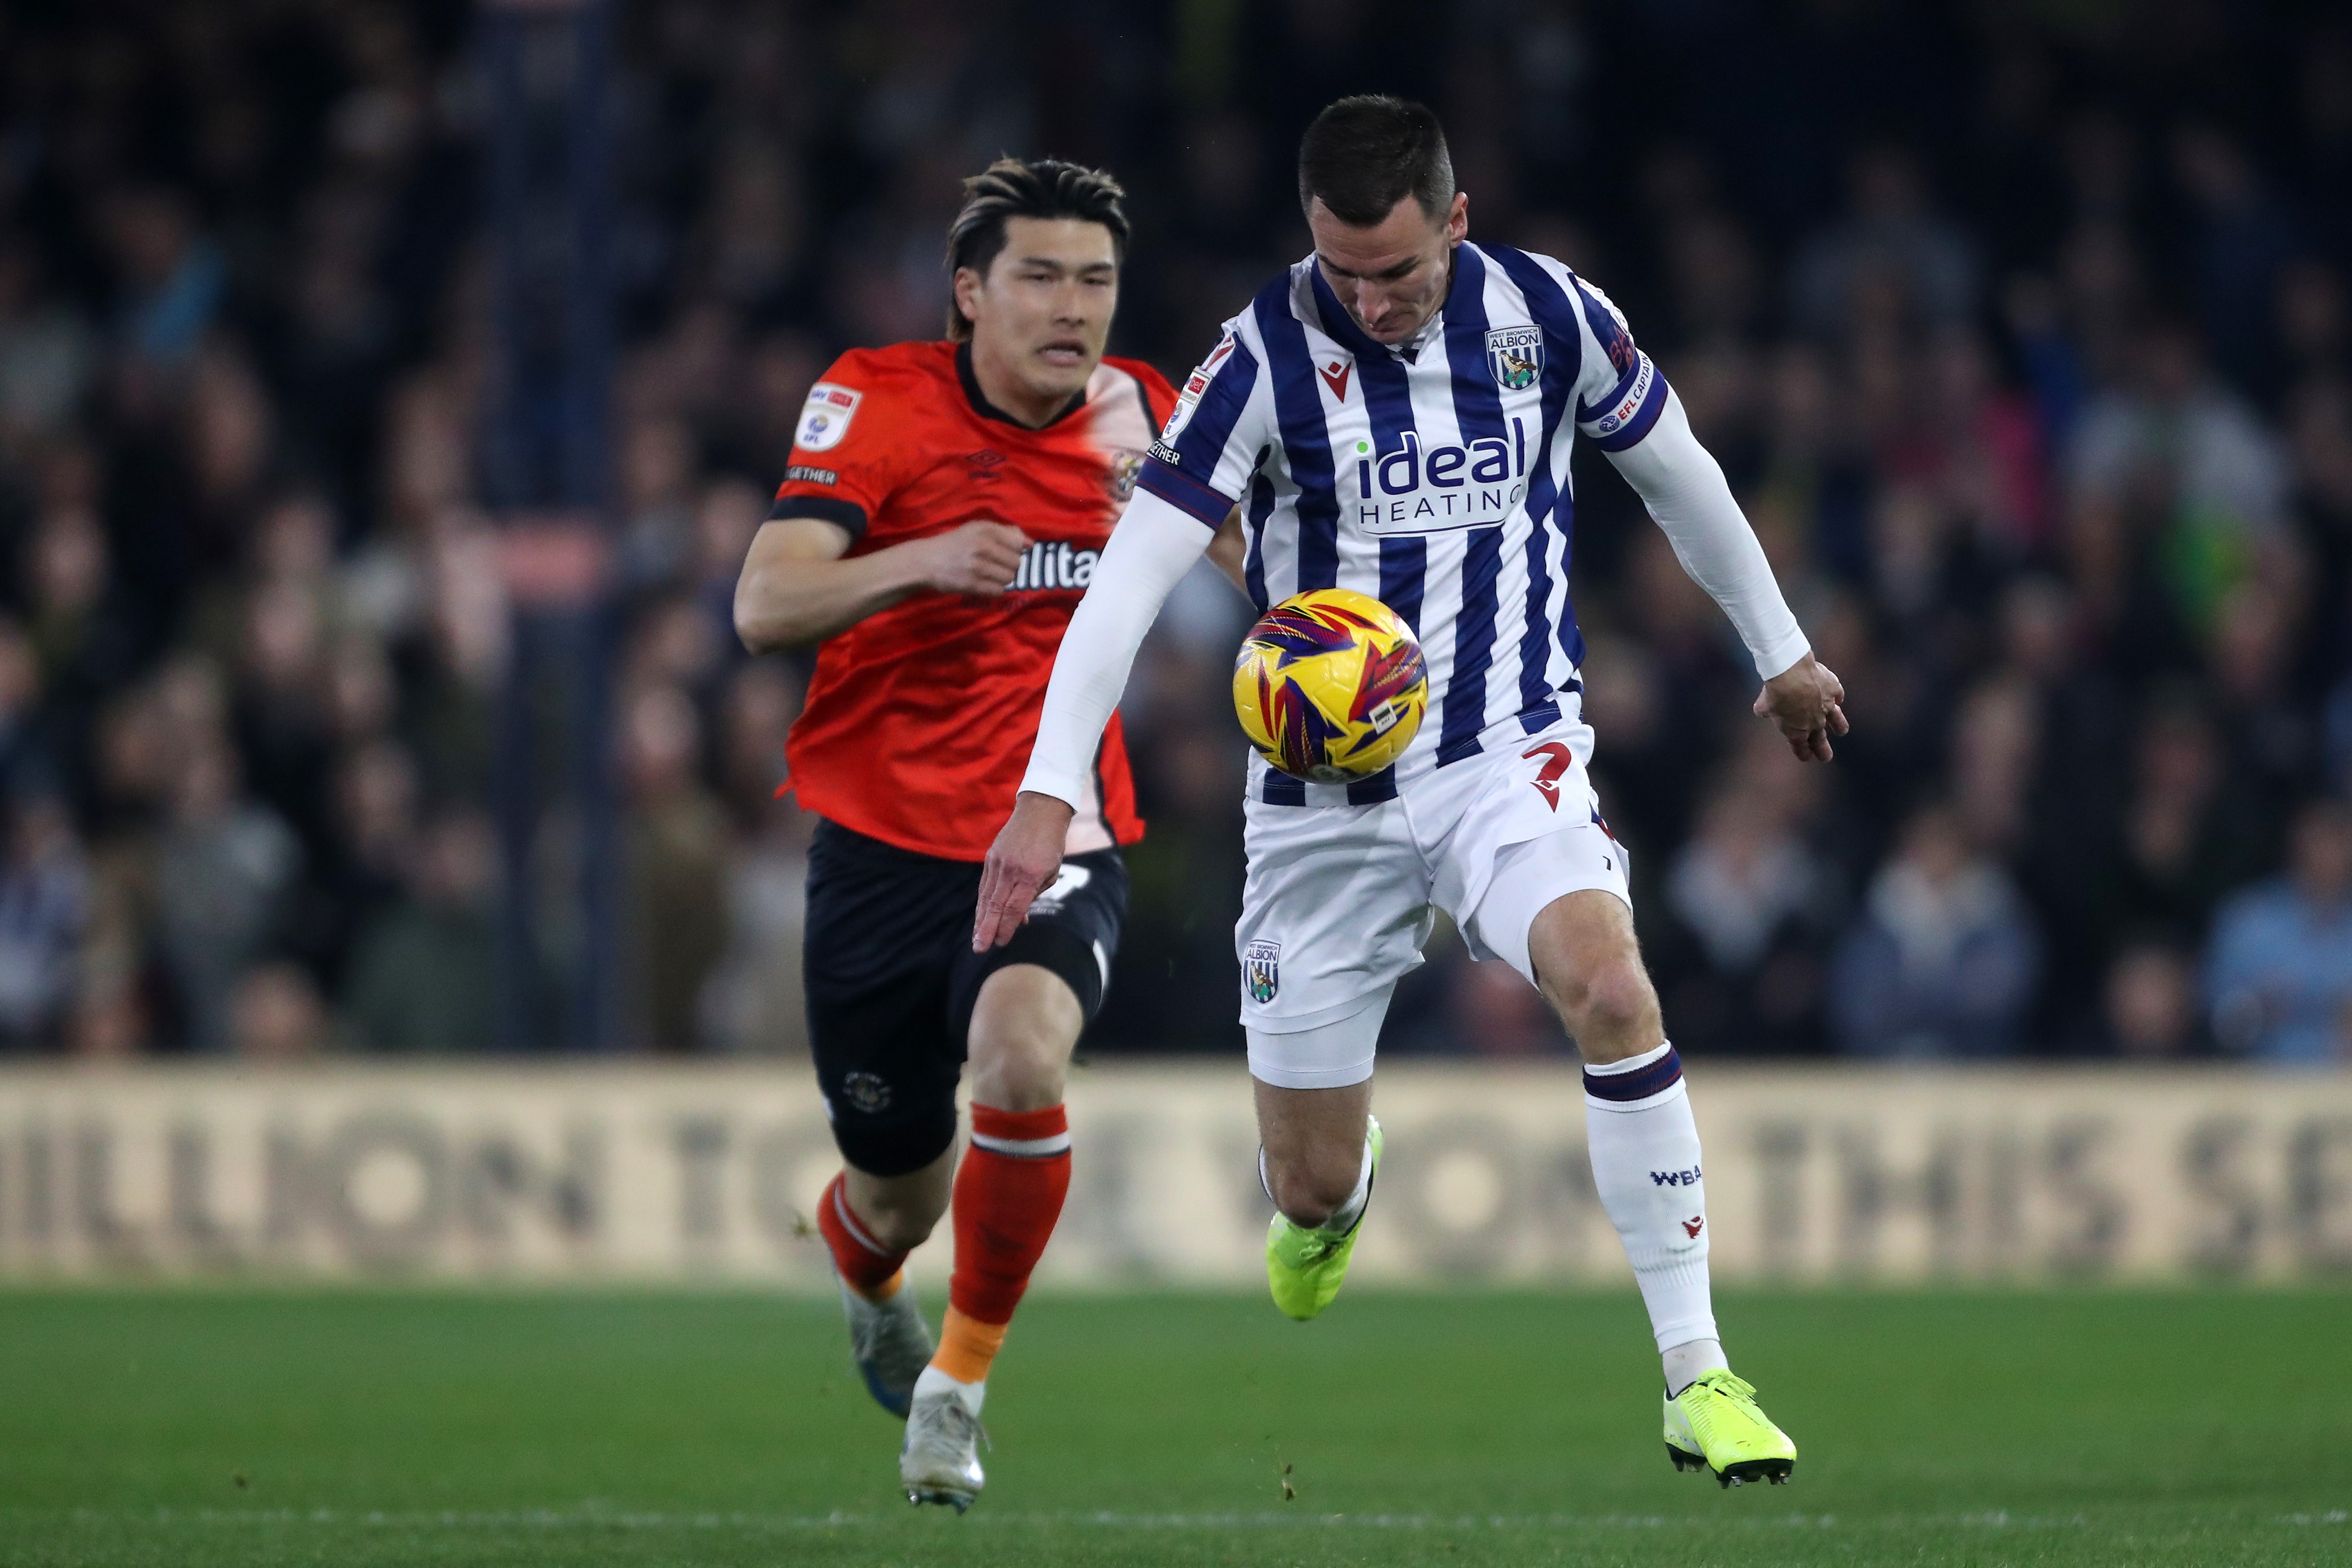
top-left (1236, 713), bottom-right (1632, 1088)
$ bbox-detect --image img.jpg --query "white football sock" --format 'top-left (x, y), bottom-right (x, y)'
top-left (911, 1363), bottom-right (984, 1416)
top-left (1584, 1042), bottom-right (1719, 1357)
top-left (1322, 1136), bottom-right (1375, 1236)
top-left (1661, 1337), bottom-right (1729, 1398)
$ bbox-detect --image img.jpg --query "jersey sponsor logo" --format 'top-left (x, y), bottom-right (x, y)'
top-left (785, 464), bottom-right (838, 485)
top-left (1318, 357), bottom-right (1353, 401)
top-left (1351, 418), bottom-right (1530, 535)
top-left (1104, 448), bottom-right (1144, 502)
top-left (1010, 540), bottom-right (1100, 591)
top-left (796, 382), bottom-right (862, 452)
top-left (1650, 1165), bottom-right (1703, 1187)
top-left (1243, 939), bottom-right (1280, 1004)
top-left (1592, 356), bottom-right (1654, 436)
top-left (1524, 740), bottom-right (1577, 810)
top-left (1486, 325), bottom-right (1542, 390)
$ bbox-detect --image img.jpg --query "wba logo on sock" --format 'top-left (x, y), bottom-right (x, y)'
top-left (1649, 1166), bottom-right (1702, 1186)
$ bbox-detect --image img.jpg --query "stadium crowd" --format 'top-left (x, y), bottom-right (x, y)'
top-left (0, 0), bottom-right (2347, 1063)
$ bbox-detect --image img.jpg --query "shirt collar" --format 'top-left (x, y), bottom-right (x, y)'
top-left (955, 340), bottom-right (1086, 429)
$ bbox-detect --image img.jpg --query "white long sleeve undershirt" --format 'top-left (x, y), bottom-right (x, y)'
top-left (1019, 392), bottom-right (1810, 813)
top-left (1018, 488), bottom-right (1211, 810)
top-left (1606, 387), bottom-right (1812, 681)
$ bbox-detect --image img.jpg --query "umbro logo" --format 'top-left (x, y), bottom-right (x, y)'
top-left (966, 450), bottom-right (1006, 468)
top-left (1318, 359), bottom-right (1352, 401)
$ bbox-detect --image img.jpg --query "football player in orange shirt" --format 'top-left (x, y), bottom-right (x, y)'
top-left (734, 158), bottom-right (1243, 1510)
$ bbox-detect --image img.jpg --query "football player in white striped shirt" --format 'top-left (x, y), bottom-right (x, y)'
top-left (976, 96), bottom-right (1843, 1488)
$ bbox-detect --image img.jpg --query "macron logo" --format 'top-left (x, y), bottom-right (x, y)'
top-left (1648, 1167), bottom-right (1702, 1187)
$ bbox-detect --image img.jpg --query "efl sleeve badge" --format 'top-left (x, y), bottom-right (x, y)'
top-left (795, 383), bottom-right (863, 452)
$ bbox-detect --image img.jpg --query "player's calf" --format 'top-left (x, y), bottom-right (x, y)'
top-left (1262, 1116), bottom-right (1382, 1321)
top-left (817, 1174), bottom-right (937, 1417)
top-left (1527, 897), bottom-right (1727, 1389)
top-left (902, 1101), bottom-right (1071, 1508)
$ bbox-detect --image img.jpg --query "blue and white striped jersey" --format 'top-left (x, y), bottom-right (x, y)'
top-left (1137, 242), bottom-right (1670, 807)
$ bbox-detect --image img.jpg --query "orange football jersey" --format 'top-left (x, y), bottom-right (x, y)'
top-left (771, 340), bottom-right (1176, 862)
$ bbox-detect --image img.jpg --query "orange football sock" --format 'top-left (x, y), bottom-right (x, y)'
top-left (816, 1173), bottom-right (907, 1301)
top-left (930, 1308), bottom-right (1009, 1384)
top-left (928, 1103), bottom-right (1072, 1384)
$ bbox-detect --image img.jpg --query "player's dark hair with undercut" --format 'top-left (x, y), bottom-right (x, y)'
top-left (943, 156), bottom-right (1131, 340)
top-left (1297, 95), bottom-right (1456, 228)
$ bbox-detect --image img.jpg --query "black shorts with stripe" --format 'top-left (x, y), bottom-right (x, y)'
top-left (803, 818), bottom-right (1126, 1177)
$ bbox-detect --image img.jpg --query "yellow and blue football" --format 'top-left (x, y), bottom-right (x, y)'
top-left (1232, 588), bottom-right (1427, 784)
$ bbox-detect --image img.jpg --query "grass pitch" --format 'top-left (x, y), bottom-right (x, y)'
top-left (0, 1289), bottom-right (2343, 1566)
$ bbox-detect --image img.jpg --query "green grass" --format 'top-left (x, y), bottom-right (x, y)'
top-left (0, 1290), bottom-right (2344, 1566)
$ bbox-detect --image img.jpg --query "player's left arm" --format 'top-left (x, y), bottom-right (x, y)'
top-left (1565, 276), bottom-right (1844, 760)
top-left (1606, 392), bottom-right (1847, 761)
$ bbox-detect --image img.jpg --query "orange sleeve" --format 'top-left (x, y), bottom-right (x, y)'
top-left (768, 350), bottom-right (915, 543)
top-left (1135, 363), bottom-right (1180, 430)
top-left (1106, 357), bottom-right (1181, 434)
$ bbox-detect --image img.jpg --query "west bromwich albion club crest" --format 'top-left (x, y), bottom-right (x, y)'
top-left (1243, 939), bottom-right (1280, 1004)
top-left (1486, 326), bottom-right (1542, 391)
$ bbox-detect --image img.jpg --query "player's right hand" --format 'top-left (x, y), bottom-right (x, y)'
top-left (916, 520), bottom-right (1027, 597)
top-left (974, 791), bottom-right (1074, 952)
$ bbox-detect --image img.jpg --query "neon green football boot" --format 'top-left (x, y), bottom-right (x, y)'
top-left (1265, 1117), bottom-right (1382, 1321)
top-left (1664, 1370), bottom-right (1797, 1487)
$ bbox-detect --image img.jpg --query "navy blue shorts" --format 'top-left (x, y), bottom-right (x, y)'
top-left (802, 819), bottom-right (1126, 1177)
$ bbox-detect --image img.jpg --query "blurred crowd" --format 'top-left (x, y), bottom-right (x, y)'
top-left (0, 1), bottom-right (2347, 1064)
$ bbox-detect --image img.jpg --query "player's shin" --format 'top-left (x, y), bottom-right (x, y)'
top-left (916, 1103), bottom-right (1072, 1414)
top-left (818, 1172), bottom-right (911, 1299)
top-left (1581, 1043), bottom-right (1724, 1386)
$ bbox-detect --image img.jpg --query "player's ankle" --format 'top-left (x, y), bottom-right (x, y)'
top-left (930, 1307), bottom-right (1010, 1386)
top-left (849, 1269), bottom-right (905, 1304)
top-left (1662, 1337), bottom-right (1728, 1398)
top-left (913, 1362), bottom-right (986, 1416)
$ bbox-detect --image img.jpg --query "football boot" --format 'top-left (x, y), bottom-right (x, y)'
top-left (1664, 1370), bottom-right (1797, 1488)
top-left (900, 1386), bottom-right (988, 1511)
top-left (838, 1274), bottom-right (932, 1418)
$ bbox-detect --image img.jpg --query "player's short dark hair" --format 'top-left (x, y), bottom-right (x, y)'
top-left (943, 156), bottom-right (1130, 340)
top-left (1297, 95), bottom-right (1456, 228)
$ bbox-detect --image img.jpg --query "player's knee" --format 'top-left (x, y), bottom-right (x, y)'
top-left (1554, 959), bottom-right (1661, 1062)
top-left (969, 1050), bottom-right (1064, 1112)
top-left (856, 1194), bottom-right (942, 1252)
top-left (967, 969), bottom-right (1081, 1111)
top-left (1265, 1149), bottom-right (1360, 1229)
top-left (967, 1026), bottom-right (1069, 1111)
